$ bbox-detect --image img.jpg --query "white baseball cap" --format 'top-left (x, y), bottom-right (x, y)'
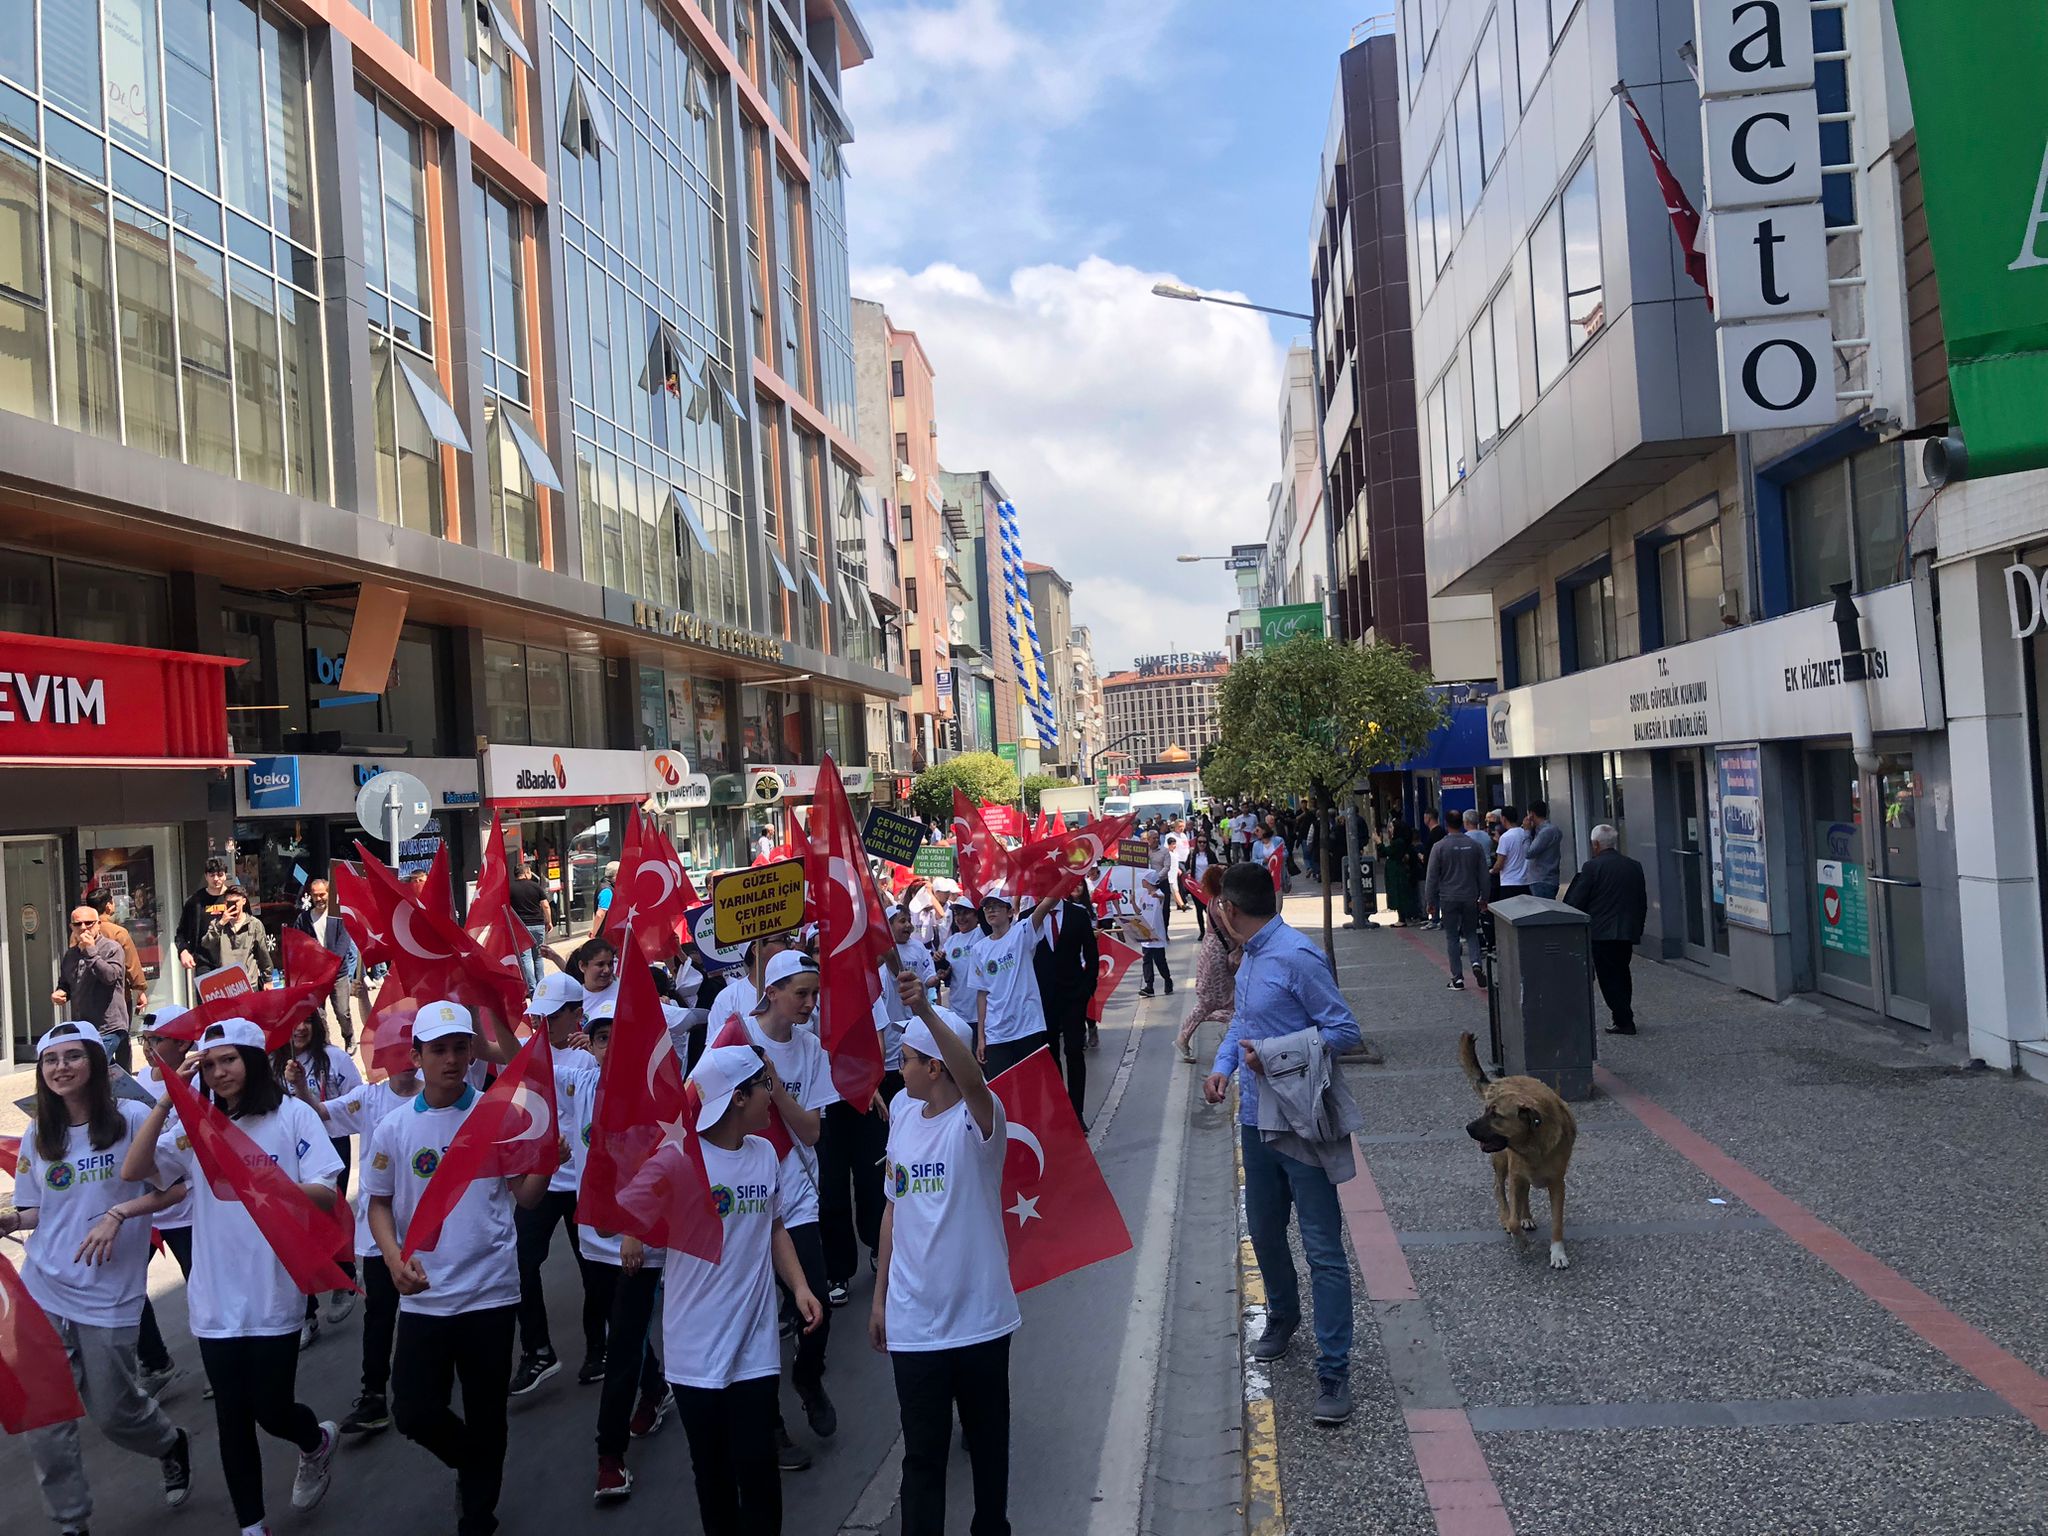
top-left (901, 1005), bottom-right (974, 1063)
top-left (978, 888), bottom-right (1014, 909)
top-left (947, 897), bottom-right (979, 916)
top-left (761, 950), bottom-right (817, 991)
top-left (36, 1020), bottom-right (105, 1057)
top-left (195, 1017), bottom-right (266, 1052)
top-left (689, 1042), bottom-right (765, 1131)
top-left (140, 1003), bottom-right (190, 1037)
top-left (529, 971), bottom-right (584, 1016)
top-left (582, 997), bottom-right (616, 1025)
top-left (413, 1001), bottom-right (475, 1043)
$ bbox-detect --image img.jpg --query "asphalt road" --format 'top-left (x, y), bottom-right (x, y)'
top-left (1, 916), bottom-right (1244, 1535)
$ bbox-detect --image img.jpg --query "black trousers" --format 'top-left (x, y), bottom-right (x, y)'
top-left (136, 1224), bottom-right (193, 1373)
top-left (390, 1304), bottom-right (517, 1536)
top-left (675, 1374), bottom-right (779, 1534)
top-left (1041, 1000), bottom-right (1088, 1120)
top-left (1189, 897), bottom-right (1207, 938)
top-left (1141, 947), bottom-right (1172, 991)
top-left (514, 1188), bottom-right (602, 1360)
top-left (586, 1262), bottom-right (664, 1457)
top-left (818, 1086), bottom-right (894, 1282)
top-left (778, 1221), bottom-right (830, 1397)
top-left (361, 1251), bottom-right (400, 1395)
top-left (1592, 939), bottom-right (1636, 1031)
top-left (197, 1332), bottom-right (323, 1528)
top-left (980, 1032), bottom-right (1046, 1080)
top-left (893, 1335), bottom-right (1011, 1536)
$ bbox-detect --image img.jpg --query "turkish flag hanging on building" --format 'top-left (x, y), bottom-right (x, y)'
top-left (1620, 86), bottom-right (1712, 310)
top-left (576, 941), bottom-right (722, 1262)
top-left (0, 1249), bottom-right (84, 1432)
top-left (1087, 933), bottom-right (1141, 1024)
top-left (988, 1048), bottom-right (1131, 1292)
top-left (401, 1027), bottom-right (562, 1260)
top-left (808, 754), bottom-right (892, 1107)
top-left (952, 789), bottom-right (1013, 905)
top-left (157, 1066), bottom-right (356, 1295)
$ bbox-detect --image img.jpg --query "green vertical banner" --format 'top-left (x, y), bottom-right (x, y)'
top-left (1259, 603), bottom-right (1325, 644)
top-left (996, 742), bottom-right (1019, 768)
top-left (1893, 1), bottom-right (2048, 477)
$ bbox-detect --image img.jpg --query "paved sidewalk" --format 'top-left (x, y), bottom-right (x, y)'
top-left (1235, 897), bottom-right (2048, 1536)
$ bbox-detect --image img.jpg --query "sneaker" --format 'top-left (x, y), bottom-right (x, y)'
top-left (138, 1362), bottom-right (180, 1400)
top-left (578, 1353), bottom-right (609, 1385)
top-left (1136, 988), bottom-right (1155, 998)
top-left (290, 1421), bottom-right (338, 1511)
top-left (161, 1427), bottom-right (192, 1508)
top-left (1163, 983), bottom-right (1174, 994)
top-left (1176, 1037), bottom-right (1196, 1063)
top-left (510, 1350), bottom-right (561, 1397)
top-left (324, 1290), bottom-right (356, 1325)
top-left (629, 1386), bottom-right (673, 1438)
top-left (1248, 1321), bottom-right (1295, 1362)
top-left (594, 1455), bottom-right (634, 1503)
top-left (1447, 977), bottom-right (1466, 990)
top-left (1086, 1024), bottom-right (1100, 1049)
top-left (799, 1385), bottom-right (838, 1439)
top-left (826, 1281), bottom-right (849, 1308)
top-left (1472, 963), bottom-right (1488, 990)
top-left (1312, 1376), bottom-right (1354, 1426)
top-left (297, 1317), bottom-right (318, 1351)
top-left (775, 1423), bottom-right (812, 1471)
top-left (339, 1392), bottom-right (390, 1435)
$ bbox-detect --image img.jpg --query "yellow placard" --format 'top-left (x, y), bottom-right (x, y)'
top-left (712, 858), bottom-right (806, 946)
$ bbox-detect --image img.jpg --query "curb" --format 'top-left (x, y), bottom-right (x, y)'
top-left (1232, 1095), bottom-right (1285, 1536)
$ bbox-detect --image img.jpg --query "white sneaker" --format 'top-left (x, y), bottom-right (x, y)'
top-left (324, 1289), bottom-right (356, 1325)
top-left (298, 1317), bottom-right (318, 1351)
top-left (291, 1421), bottom-right (338, 1511)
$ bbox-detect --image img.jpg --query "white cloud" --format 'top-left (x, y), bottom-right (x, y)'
top-left (853, 256), bottom-right (1282, 671)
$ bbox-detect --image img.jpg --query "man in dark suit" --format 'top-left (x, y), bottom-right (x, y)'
top-left (1033, 888), bottom-right (1100, 1122)
top-left (1563, 823), bottom-right (1649, 1035)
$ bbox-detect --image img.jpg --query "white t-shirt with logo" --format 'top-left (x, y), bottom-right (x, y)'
top-left (558, 1058), bottom-right (665, 1270)
top-left (974, 922), bottom-right (1045, 1045)
top-left (154, 1096), bottom-right (343, 1338)
top-left (545, 1044), bottom-right (598, 1193)
top-left (741, 1016), bottom-right (834, 1227)
top-left (582, 979), bottom-right (620, 1016)
top-left (875, 942), bottom-right (937, 1072)
top-left (1497, 825), bottom-right (1532, 885)
top-left (361, 1090), bottom-right (522, 1316)
top-left (321, 1079), bottom-right (416, 1258)
top-left (882, 1092), bottom-right (1020, 1352)
top-left (940, 929), bottom-right (984, 1008)
top-left (15, 1100), bottom-right (159, 1328)
top-left (133, 1066), bottom-right (194, 1228)
top-left (658, 1134), bottom-right (783, 1389)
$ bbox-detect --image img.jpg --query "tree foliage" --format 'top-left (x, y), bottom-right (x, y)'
top-left (909, 751), bottom-right (1020, 822)
top-left (1208, 636), bottom-right (1447, 803)
top-left (1019, 773), bottom-right (1063, 815)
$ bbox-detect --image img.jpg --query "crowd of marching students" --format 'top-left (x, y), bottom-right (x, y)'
top-left (1, 767), bottom-right (1153, 1536)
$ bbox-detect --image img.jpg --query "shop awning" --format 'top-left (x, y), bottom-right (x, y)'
top-left (0, 755), bottom-right (251, 770)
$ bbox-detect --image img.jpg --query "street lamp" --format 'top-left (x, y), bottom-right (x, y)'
top-left (1150, 281), bottom-right (1312, 323)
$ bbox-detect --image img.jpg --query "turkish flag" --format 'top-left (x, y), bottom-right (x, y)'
top-left (0, 1133), bottom-right (16, 1177)
top-left (417, 841), bottom-right (456, 924)
top-left (1266, 847), bottom-right (1284, 893)
top-left (332, 860), bottom-right (397, 970)
top-left (808, 755), bottom-right (892, 1107)
top-left (952, 789), bottom-right (1013, 906)
top-left (157, 1066), bottom-right (356, 1295)
top-left (152, 929), bottom-right (345, 1051)
top-left (354, 842), bottom-right (527, 1042)
top-left (605, 810), bottom-right (699, 964)
top-left (710, 1016), bottom-right (795, 1158)
top-left (575, 938), bottom-right (722, 1262)
top-left (0, 1250), bottom-right (84, 1432)
top-left (466, 812), bottom-right (536, 978)
top-left (1087, 933), bottom-right (1141, 1024)
top-left (360, 993), bottom-right (428, 1076)
top-left (401, 1026), bottom-right (562, 1260)
top-left (988, 1049), bottom-right (1131, 1292)
top-left (1010, 815), bottom-right (1135, 907)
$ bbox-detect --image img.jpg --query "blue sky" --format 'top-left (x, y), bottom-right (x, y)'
top-left (842, 0), bottom-right (1361, 670)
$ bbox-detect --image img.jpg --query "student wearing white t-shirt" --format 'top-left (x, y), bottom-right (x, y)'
top-left (363, 1002), bottom-right (552, 1536)
top-left (6, 1021), bottom-right (193, 1530)
top-left (654, 1044), bottom-right (823, 1535)
top-left (870, 978), bottom-right (1020, 1536)
top-left (1135, 871), bottom-right (1175, 998)
top-left (705, 930), bottom-right (796, 1041)
top-left (293, 1052), bottom-right (422, 1438)
top-left (277, 1005), bottom-right (364, 1343)
top-left (122, 1016), bottom-right (344, 1533)
top-left (971, 891), bottom-right (1054, 1078)
top-left (937, 899), bottom-right (985, 1011)
top-left (131, 1005), bottom-right (198, 1397)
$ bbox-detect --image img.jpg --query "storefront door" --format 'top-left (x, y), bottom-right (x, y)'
top-left (3, 837), bottom-right (64, 1063)
top-left (1807, 747), bottom-right (1929, 1026)
top-left (1674, 752), bottom-right (1728, 962)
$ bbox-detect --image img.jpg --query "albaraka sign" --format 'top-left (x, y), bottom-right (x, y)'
top-left (0, 631), bottom-right (240, 762)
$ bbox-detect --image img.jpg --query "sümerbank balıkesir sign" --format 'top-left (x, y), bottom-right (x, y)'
top-left (1893, 1), bottom-right (2048, 477)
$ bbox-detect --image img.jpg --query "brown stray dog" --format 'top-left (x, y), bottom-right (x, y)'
top-left (1459, 1032), bottom-right (1577, 1269)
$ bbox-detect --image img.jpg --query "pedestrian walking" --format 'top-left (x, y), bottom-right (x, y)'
top-left (1182, 834), bottom-right (1217, 938)
top-left (1380, 822), bottom-right (1423, 926)
top-left (1203, 863), bottom-right (1365, 1426)
top-left (969, 891), bottom-right (1054, 1078)
top-left (1492, 807), bottom-right (1532, 901)
top-left (1418, 811), bottom-right (1447, 929)
top-left (1564, 824), bottom-right (1647, 1035)
top-left (364, 1003), bottom-right (551, 1536)
top-left (290, 877), bottom-right (360, 1049)
top-left (871, 978), bottom-right (1020, 1536)
top-left (1424, 811), bottom-right (1492, 991)
top-left (506, 857), bottom-right (555, 994)
top-left (204, 886), bottom-right (274, 989)
top-left (1032, 887), bottom-right (1098, 1122)
top-left (121, 1018), bottom-right (343, 1535)
top-left (1134, 872), bottom-right (1174, 998)
top-left (173, 857), bottom-right (231, 976)
top-left (88, 889), bottom-right (149, 1023)
top-left (1176, 867), bottom-right (1238, 1063)
top-left (1524, 802), bottom-right (1563, 900)
top-left (278, 1007), bottom-right (364, 1344)
top-left (6, 1020), bottom-right (194, 1533)
top-left (53, 905), bottom-right (132, 1067)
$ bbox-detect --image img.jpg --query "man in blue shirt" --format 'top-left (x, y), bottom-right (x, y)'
top-left (1203, 863), bottom-right (1363, 1426)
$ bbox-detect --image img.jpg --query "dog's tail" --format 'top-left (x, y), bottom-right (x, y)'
top-left (1459, 1031), bottom-right (1490, 1092)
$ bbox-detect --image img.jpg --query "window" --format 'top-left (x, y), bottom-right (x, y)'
top-left (1412, 153), bottom-right (1438, 288)
top-left (773, 165), bottom-right (807, 389)
top-left (526, 646), bottom-right (569, 745)
top-left (1515, 0), bottom-right (1582, 106)
top-left (1425, 364), bottom-right (1463, 505)
top-left (891, 359), bottom-right (905, 397)
top-left (1530, 151), bottom-right (1603, 393)
top-left (1655, 519), bottom-right (1723, 645)
top-left (473, 180), bottom-right (554, 566)
top-left (905, 577), bottom-right (918, 613)
top-left (1469, 279), bottom-right (1522, 455)
top-left (1402, 0), bottom-right (1442, 90)
top-left (1562, 565), bottom-right (1616, 673)
top-left (1456, 16), bottom-right (1507, 222)
top-left (569, 655), bottom-right (606, 749)
top-left (353, 0), bottom-right (413, 51)
top-left (465, 0), bottom-right (529, 142)
top-left (894, 431), bottom-right (909, 465)
top-left (1503, 597), bottom-right (1542, 687)
top-left (59, 558), bottom-right (170, 648)
top-left (910, 650), bottom-right (923, 685)
top-left (1786, 444), bottom-right (1907, 610)
top-left (900, 505), bottom-right (913, 541)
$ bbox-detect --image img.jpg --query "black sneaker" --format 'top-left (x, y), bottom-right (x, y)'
top-left (577, 1353), bottom-right (608, 1385)
top-left (1447, 977), bottom-right (1465, 990)
top-left (1472, 964), bottom-right (1489, 990)
top-left (161, 1427), bottom-right (191, 1508)
top-left (1136, 988), bottom-right (1154, 998)
top-left (1086, 1024), bottom-right (1100, 1049)
top-left (509, 1351), bottom-right (560, 1397)
top-left (340, 1392), bottom-right (390, 1435)
top-left (825, 1281), bottom-right (849, 1308)
top-left (800, 1385), bottom-right (838, 1439)
top-left (775, 1423), bottom-right (812, 1471)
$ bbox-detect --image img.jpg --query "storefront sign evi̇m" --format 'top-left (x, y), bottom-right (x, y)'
top-left (0, 631), bottom-right (240, 763)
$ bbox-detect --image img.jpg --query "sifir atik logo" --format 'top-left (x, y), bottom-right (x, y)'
top-left (712, 1181), bottom-right (772, 1219)
top-left (891, 1159), bottom-right (948, 1197)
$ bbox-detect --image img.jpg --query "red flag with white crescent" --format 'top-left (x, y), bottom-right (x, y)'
top-left (155, 927), bottom-right (346, 1050)
top-left (1010, 815), bottom-right (1136, 907)
top-left (605, 809), bottom-right (698, 963)
top-left (1086, 933), bottom-right (1141, 1024)
top-left (466, 812), bottom-right (535, 975)
top-left (0, 1249), bottom-right (85, 1432)
top-left (332, 860), bottom-right (397, 970)
top-left (1621, 87), bottom-right (1712, 310)
top-left (951, 789), bottom-right (1013, 906)
top-left (809, 754), bottom-right (892, 1107)
top-left (1266, 846), bottom-right (1285, 894)
top-left (354, 842), bottom-right (527, 1042)
top-left (401, 1026), bottom-right (561, 1260)
top-left (988, 1048), bottom-right (1131, 1292)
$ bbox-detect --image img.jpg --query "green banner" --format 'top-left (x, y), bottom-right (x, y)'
top-left (996, 742), bottom-right (1019, 767)
top-left (1260, 602), bottom-right (1325, 644)
top-left (1893, 1), bottom-right (2048, 477)
top-left (912, 845), bottom-right (956, 878)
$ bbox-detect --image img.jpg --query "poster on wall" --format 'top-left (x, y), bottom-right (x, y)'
top-left (86, 845), bottom-right (164, 979)
top-left (1715, 746), bottom-right (1769, 929)
top-left (1816, 858), bottom-right (1870, 957)
top-left (666, 675), bottom-right (694, 757)
top-left (694, 680), bottom-right (730, 772)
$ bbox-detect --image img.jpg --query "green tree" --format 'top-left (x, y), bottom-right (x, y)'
top-left (1020, 773), bottom-right (1062, 815)
top-left (909, 751), bottom-right (1020, 822)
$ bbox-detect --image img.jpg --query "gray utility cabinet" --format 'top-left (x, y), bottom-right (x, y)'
top-left (1488, 895), bottom-right (1596, 1101)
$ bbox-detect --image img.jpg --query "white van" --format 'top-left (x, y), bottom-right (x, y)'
top-left (1127, 789), bottom-right (1189, 827)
